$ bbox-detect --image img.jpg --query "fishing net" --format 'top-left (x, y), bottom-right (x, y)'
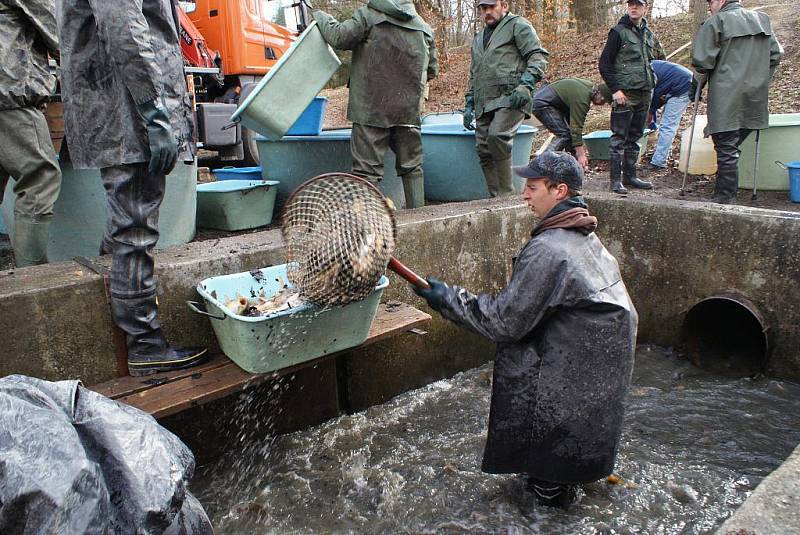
top-left (281, 173), bottom-right (397, 306)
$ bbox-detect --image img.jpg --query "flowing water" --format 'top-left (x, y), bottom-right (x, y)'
top-left (193, 345), bottom-right (800, 534)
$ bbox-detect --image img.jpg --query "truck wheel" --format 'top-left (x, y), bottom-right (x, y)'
top-left (241, 126), bottom-right (260, 166)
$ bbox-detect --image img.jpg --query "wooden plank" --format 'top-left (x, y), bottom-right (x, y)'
top-left (109, 302), bottom-right (430, 419)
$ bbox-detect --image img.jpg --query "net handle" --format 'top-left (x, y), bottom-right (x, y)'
top-left (388, 257), bottom-right (430, 289)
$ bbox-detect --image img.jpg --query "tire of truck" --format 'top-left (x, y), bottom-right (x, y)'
top-left (239, 82), bottom-right (260, 166)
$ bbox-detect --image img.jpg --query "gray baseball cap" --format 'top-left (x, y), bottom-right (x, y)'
top-left (513, 151), bottom-right (584, 191)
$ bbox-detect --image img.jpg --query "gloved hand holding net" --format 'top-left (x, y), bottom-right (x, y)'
top-left (282, 173), bottom-right (398, 306)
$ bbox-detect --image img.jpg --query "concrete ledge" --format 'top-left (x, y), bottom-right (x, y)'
top-left (716, 443), bottom-right (800, 534)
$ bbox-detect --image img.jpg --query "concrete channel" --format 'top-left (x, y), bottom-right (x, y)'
top-left (1, 193), bottom-right (799, 531)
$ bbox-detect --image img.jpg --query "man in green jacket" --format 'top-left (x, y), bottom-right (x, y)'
top-left (599, 0), bottom-right (665, 194)
top-left (692, 0), bottom-right (783, 204)
top-left (463, 0), bottom-right (548, 197)
top-left (532, 78), bottom-right (612, 170)
top-left (314, 0), bottom-right (438, 209)
top-left (0, 0), bottom-right (62, 267)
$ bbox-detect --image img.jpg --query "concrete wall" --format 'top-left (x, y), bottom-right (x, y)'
top-left (1, 194), bottom-right (799, 391)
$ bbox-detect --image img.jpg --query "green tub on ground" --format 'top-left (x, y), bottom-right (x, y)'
top-left (191, 264), bottom-right (388, 374)
top-left (1, 160), bottom-right (197, 262)
top-left (582, 130), bottom-right (650, 161)
top-left (196, 179), bottom-right (279, 231)
top-left (738, 113), bottom-right (800, 191)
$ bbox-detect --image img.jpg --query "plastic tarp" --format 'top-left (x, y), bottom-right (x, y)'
top-left (0, 375), bottom-right (213, 534)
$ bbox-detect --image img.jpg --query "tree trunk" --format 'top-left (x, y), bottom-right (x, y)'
top-left (574, 0), bottom-right (607, 32)
top-left (692, 0), bottom-right (707, 32)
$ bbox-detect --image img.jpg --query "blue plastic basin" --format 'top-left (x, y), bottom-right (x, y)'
top-left (212, 166), bottom-right (263, 181)
top-left (421, 123), bottom-right (537, 201)
top-left (196, 179), bottom-right (280, 231)
top-left (286, 97), bottom-right (328, 136)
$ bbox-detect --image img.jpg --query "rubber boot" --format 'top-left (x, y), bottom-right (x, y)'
top-left (527, 478), bottom-right (579, 508)
top-left (712, 164), bottom-right (738, 204)
top-left (622, 150), bottom-right (653, 189)
top-left (495, 158), bottom-right (516, 197)
top-left (402, 173), bottom-right (425, 209)
top-left (111, 294), bottom-right (208, 376)
top-left (610, 156), bottom-right (627, 194)
top-left (480, 161), bottom-right (499, 197)
top-left (12, 216), bottom-right (50, 267)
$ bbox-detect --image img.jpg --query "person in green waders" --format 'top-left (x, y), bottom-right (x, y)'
top-left (463, 0), bottom-right (549, 197)
top-left (598, 0), bottom-right (666, 194)
top-left (692, 0), bottom-right (783, 204)
top-left (313, 0), bottom-right (438, 209)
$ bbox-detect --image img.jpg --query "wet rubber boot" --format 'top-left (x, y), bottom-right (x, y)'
top-left (610, 156), bottom-right (627, 194)
top-left (527, 478), bottom-right (579, 508)
top-left (402, 173), bottom-right (425, 209)
top-left (622, 150), bottom-right (652, 189)
top-left (495, 158), bottom-right (516, 197)
top-left (111, 294), bottom-right (208, 376)
top-left (712, 164), bottom-right (738, 204)
top-left (12, 216), bottom-right (50, 267)
top-left (480, 161), bottom-right (499, 197)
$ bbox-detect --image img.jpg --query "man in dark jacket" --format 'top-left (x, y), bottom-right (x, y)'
top-left (413, 151), bottom-right (638, 507)
top-left (57, 0), bottom-right (206, 376)
top-left (464, 0), bottom-right (548, 197)
top-left (647, 60), bottom-right (692, 170)
top-left (314, 0), bottom-right (438, 208)
top-left (532, 78), bottom-right (612, 170)
top-left (0, 0), bottom-right (62, 267)
top-left (599, 0), bottom-right (665, 194)
top-left (692, 0), bottom-right (783, 204)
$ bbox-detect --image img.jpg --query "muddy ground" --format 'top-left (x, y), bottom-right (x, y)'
top-left (322, 0), bottom-right (800, 212)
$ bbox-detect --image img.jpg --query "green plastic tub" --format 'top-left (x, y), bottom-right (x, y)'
top-left (189, 264), bottom-right (389, 374)
top-left (738, 113), bottom-right (800, 191)
top-left (230, 22), bottom-right (340, 140)
top-left (196, 179), bottom-right (279, 231)
top-left (582, 130), bottom-right (650, 161)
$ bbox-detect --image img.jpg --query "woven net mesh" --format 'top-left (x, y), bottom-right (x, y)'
top-left (281, 173), bottom-right (397, 306)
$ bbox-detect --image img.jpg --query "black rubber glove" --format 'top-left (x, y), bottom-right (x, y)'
top-left (412, 277), bottom-right (449, 312)
top-left (463, 95), bottom-right (475, 131)
top-left (509, 85), bottom-right (532, 110)
top-left (136, 97), bottom-right (178, 176)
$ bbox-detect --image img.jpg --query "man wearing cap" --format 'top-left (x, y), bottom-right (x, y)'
top-left (463, 0), bottom-right (548, 197)
top-left (646, 60), bottom-right (693, 170)
top-left (599, 0), bottom-right (666, 194)
top-left (692, 0), bottom-right (783, 204)
top-left (314, 0), bottom-right (438, 209)
top-left (532, 78), bottom-right (612, 170)
top-left (411, 151), bottom-right (638, 508)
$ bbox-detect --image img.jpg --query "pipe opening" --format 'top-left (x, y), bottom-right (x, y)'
top-left (682, 293), bottom-right (769, 377)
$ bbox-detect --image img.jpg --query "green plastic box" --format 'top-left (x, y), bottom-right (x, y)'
top-left (196, 179), bottom-right (279, 231)
top-left (582, 130), bottom-right (650, 161)
top-left (190, 264), bottom-right (388, 374)
top-left (738, 113), bottom-right (800, 191)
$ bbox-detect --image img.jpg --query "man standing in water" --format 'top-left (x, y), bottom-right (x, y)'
top-left (599, 0), bottom-right (665, 194)
top-left (463, 0), bottom-right (548, 197)
top-left (692, 0), bottom-right (783, 204)
top-left (313, 0), bottom-right (438, 209)
top-left (412, 151), bottom-right (638, 507)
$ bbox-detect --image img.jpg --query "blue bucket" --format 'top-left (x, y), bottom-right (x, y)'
top-left (775, 161), bottom-right (800, 203)
top-left (212, 166), bottom-right (263, 181)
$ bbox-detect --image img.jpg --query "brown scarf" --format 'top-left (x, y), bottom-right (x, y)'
top-left (532, 207), bottom-right (598, 237)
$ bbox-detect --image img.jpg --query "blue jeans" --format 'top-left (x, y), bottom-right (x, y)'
top-left (650, 93), bottom-right (691, 168)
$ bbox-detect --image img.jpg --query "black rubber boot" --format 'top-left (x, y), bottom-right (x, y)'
top-left (610, 156), bottom-right (627, 194)
top-left (712, 164), bottom-right (738, 204)
top-left (111, 294), bottom-right (208, 376)
top-left (622, 150), bottom-right (653, 189)
top-left (527, 478), bottom-right (579, 508)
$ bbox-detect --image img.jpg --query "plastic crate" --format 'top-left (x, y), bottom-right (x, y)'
top-left (191, 264), bottom-right (388, 374)
top-left (196, 180), bottom-right (279, 231)
top-left (212, 166), bottom-right (262, 181)
top-left (286, 97), bottom-right (328, 136)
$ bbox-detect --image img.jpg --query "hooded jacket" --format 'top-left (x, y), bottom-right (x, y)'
top-left (466, 13), bottom-right (549, 118)
top-left (313, 0), bottom-right (438, 128)
top-left (0, 0), bottom-right (59, 111)
top-left (437, 201), bottom-right (638, 483)
top-left (56, 0), bottom-right (194, 169)
top-left (692, 0), bottom-right (783, 134)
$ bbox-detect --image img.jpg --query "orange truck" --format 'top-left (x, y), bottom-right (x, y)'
top-left (179, 0), bottom-right (309, 163)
